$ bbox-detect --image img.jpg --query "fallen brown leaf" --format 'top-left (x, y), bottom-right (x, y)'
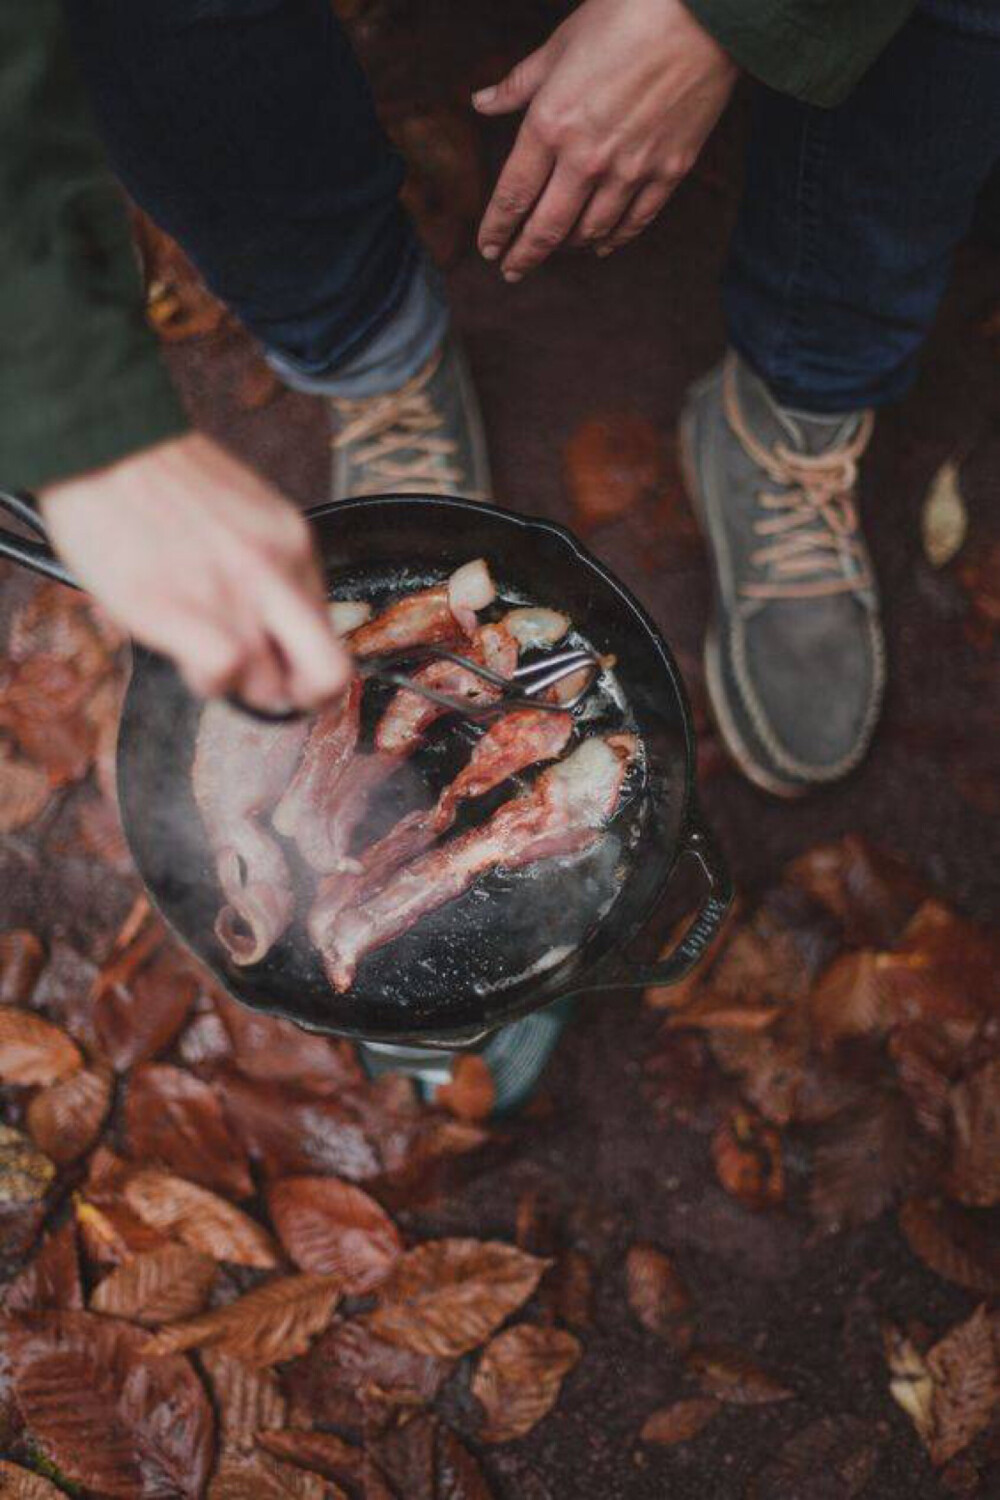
top-left (436, 1055), bottom-right (495, 1121)
top-left (639, 1397), bottom-right (719, 1446)
top-left (687, 1345), bottom-right (793, 1405)
top-left (257, 1429), bottom-right (362, 1489)
top-left (215, 1068), bottom-right (381, 1181)
top-left (123, 1168), bottom-right (279, 1268)
top-left (370, 1238), bottom-right (548, 1358)
top-left (711, 1110), bottom-right (784, 1210)
top-left (212, 990), bottom-right (361, 1096)
top-left (200, 1347), bottom-right (287, 1453)
top-left (541, 1248), bottom-right (594, 1331)
top-left (925, 1305), bottom-right (1000, 1466)
top-left (809, 1093), bottom-right (933, 1230)
top-left (0, 1124), bottom-right (55, 1211)
top-left (144, 1273), bottom-right (341, 1366)
top-left (26, 1064), bottom-right (111, 1166)
top-left (267, 1175), bottom-right (401, 1291)
top-left (625, 1243), bottom-right (693, 1350)
top-left (207, 1449), bottom-right (330, 1500)
top-left (899, 1198), bottom-right (1000, 1297)
top-left (94, 943), bottom-right (200, 1073)
top-left (0, 1005), bottom-right (81, 1086)
top-left (473, 1323), bottom-right (580, 1443)
top-left (786, 835), bottom-right (925, 948)
top-left (809, 951), bottom-right (887, 1047)
top-left (1, 1307), bottom-right (214, 1498)
top-left (744, 1415), bottom-right (881, 1499)
top-left (75, 1196), bottom-right (172, 1268)
top-left (0, 1461), bottom-right (67, 1498)
top-left (564, 412), bottom-right (664, 532)
top-left (91, 1244), bottom-right (217, 1326)
top-left (0, 931), bottom-right (45, 1005)
top-left (3, 1219), bottom-right (82, 1312)
top-left (124, 1063), bottom-right (253, 1198)
top-left (947, 1057), bottom-right (1000, 1206)
top-left (889, 1023), bottom-right (959, 1140)
top-left (282, 1314), bottom-right (451, 1428)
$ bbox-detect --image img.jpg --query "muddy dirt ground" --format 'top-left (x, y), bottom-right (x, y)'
top-left (3, 3), bottom-right (1000, 1496)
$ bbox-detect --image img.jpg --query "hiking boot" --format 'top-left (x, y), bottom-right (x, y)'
top-left (680, 352), bottom-right (885, 797)
top-left (329, 332), bottom-right (491, 501)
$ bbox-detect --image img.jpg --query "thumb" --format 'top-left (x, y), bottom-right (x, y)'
top-left (473, 47), bottom-right (549, 115)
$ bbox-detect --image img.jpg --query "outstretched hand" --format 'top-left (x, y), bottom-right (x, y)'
top-left (475, 0), bottom-right (737, 279)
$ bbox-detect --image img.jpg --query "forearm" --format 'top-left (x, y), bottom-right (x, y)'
top-left (682, 0), bottom-right (917, 105)
top-left (0, 1), bottom-right (188, 492)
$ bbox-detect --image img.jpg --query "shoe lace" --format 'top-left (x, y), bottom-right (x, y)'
top-left (330, 346), bottom-right (463, 495)
top-left (723, 357), bottom-right (874, 601)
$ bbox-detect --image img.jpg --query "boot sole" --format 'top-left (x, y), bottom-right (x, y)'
top-left (679, 404), bottom-right (807, 801)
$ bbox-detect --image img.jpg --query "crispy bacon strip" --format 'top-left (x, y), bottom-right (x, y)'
top-left (319, 733), bottom-right (636, 991)
top-left (375, 620), bottom-right (518, 753)
top-left (308, 707), bottom-right (574, 944)
top-left (349, 559), bottom-right (494, 658)
top-left (192, 703), bottom-right (308, 965)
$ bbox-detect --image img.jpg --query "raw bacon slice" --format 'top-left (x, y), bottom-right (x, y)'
top-left (192, 703), bottom-right (308, 965)
top-left (349, 559), bottom-right (494, 658)
top-left (308, 707), bottom-right (574, 945)
top-left (319, 733), bottom-right (636, 991)
top-left (271, 680), bottom-right (362, 870)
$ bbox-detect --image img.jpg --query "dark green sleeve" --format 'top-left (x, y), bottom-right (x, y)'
top-left (684, 0), bottom-right (918, 106)
top-left (0, 2), bottom-right (189, 492)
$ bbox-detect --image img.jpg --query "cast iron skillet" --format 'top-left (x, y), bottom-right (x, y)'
top-left (0, 490), bottom-right (732, 1049)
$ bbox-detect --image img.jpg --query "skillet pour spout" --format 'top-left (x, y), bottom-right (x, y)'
top-left (0, 484), bottom-right (732, 1047)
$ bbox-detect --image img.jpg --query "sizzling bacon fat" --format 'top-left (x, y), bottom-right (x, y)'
top-left (318, 734), bottom-right (635, 992)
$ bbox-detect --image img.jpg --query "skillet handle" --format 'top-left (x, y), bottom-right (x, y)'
top-left (585, 808), bottom-right (733, 994)
top-left (0, 488), bottom-right (79, 589)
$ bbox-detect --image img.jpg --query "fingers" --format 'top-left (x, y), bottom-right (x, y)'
top-left (569, 178), bottom-right (637, 249)
top-left (472, 45), bottom-right (548, 116)
top-left (477, 121), bottom-right (554, 264)
top-left (255, 570), bottom-right (353, 709)
top-left (499, 160), bottom-right (593, 279)
top-left (593, 178), bottom-right (674, 257)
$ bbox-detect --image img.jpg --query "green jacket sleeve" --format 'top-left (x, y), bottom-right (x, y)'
top-left (684, 0), bottom-right (918, 106)
top-left (0, 2), bottom-right (189, 492)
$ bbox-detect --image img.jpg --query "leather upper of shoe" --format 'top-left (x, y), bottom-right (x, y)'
top-left (700, 354), bottom-right (884, 778)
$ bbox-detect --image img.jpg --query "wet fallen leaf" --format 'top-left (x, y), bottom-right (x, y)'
top-left (925, 1305), bottom-right (1000, 1466)
top-left (711, 1110), bottom-right (784, 1209)
top-left (947, 1057), bottom-right (1000, 1206)
top-left (686, 1345), bottom-right (793, 1405)
top-left (888, 1023), bottom-right (958, 1140)
top-left (786, 835), bottom-right (925, 948)
top-left (75, 1196), bottom-right (172, 1268)
top-left (257, 1430), bottom-right (362, 1489)
top-left (435, 1419), bottom-right (495, 1500)
top-left (541, 1248), bottom-right (594, 1331)
top-left (282, 1314), bottom-right (451, 1428)
top-left (267, 1175), bottom-right (402, 1291)
top-left (0, 1005), bottom-right (81, 1086)
top-left (176, 1011), bottom-right (234, 1070)
top-left (809, 951), bottom-right (887, 1047)
top-left (123, 1168), bottom-right (279, 1268)
top-left (216, 1069), bottom-right (381, 1181)
top-left (3, 1220), bottom-right (82, 1312)
top-left (922, 459), bottom-right (968, 568)
top-left (212, 991), bottom-right (361, 1096)
top-left (200, 1347), bottom-right (287, 1453)
top-left (0, 932), bottom-right (45, 1005)
top-left (708, 1020), bottom-right (809, 1127)
top-left (91, 1244), bottom-right (217, 1325)
top-left (899, 1198), bottom-right (1000, 1297)
top-left (124, 1063), bottom-right (253, 1199)
top-left (639, 1397), bottom-right (719, 1446)
top-left (144, 1273), bottom-right (341, 1366)
top-left (958, 538), bottom-right (1000, 640)
top-left (436, 1055), bottom-right (495, 1121)
top-left (370, 1239), bottom-right (548, 1357)
top-left (69, 794), bottom-right (133, 873)
top-left (207, 1449), bottom-right (329, 1500)
top-left (473, 1323), bottom-right (580, 1443)
top-left (235, 358), bottom-right (281, 411)
top-left (2, 1308), bottom-right (214, 1498)
top-left (745, 1415), bottom-right (882, 1499)
top-left (564, 412), bottom-right (664, 531)
top-left (94, 943), bottom-right (200, 1072)
top-left (26, 1064), bottom-right (111, 1165)
top-left (625, 1243), bottom-right (693, 1350)
top-left (29, 939), bottom-right (99, 1051)
top-left (0, 1461), bottom-right (67, 1498)
top-left (876, 899), bottom-right (999, 1035)
top-left (809, 1093), bottom-right (932, 1230)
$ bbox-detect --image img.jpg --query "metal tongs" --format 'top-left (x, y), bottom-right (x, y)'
top-left (242, 642), bottom-right (602, 723)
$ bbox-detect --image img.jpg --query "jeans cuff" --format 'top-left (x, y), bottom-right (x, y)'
top-left (267, 254), bottom-right (450, 399)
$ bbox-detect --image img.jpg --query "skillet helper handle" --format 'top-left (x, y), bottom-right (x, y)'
top-left (0, 487), bottom-right (78, 588)
top-left (613, 810), bottom-right (733, 990)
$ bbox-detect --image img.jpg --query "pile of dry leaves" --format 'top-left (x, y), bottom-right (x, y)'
top-left (645, 834), bottom-right (1000, 1485)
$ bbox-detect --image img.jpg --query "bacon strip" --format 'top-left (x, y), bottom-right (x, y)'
top-left (270, 680), bottom-right (362, 871)
top-left (318, 733), bottom-right (636, 992)
top-left (375, 620), bottom-right (518, 754)
top-left (308, 707), bottom-right (574, 945)
top-left (192, 703), bottom-right (308, 965)
top-left (349, 559), bottom-right (494, 658)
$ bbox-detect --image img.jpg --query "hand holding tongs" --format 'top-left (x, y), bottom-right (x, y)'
top-left (240, 642), bottom-right (602, 723)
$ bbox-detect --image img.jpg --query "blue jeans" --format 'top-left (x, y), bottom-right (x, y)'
top-left (63, 0), bottom-right (444, 390)
top-left (726, 0), bottom-right (1000, 413)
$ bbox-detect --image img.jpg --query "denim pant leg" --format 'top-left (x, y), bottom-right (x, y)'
top-left (724, 5), bottom-right (1000, 414)
top-left (62, 0), bottom-right (435, 380)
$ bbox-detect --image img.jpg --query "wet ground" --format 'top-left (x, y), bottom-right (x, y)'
top-left (4, 2), bottom-right (1000, 1495)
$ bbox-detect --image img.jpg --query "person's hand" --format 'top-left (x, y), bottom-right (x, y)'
top-left (474, 0), bottom-right (737, 278)
top-left (39, 432), bottom-right (351, 711)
